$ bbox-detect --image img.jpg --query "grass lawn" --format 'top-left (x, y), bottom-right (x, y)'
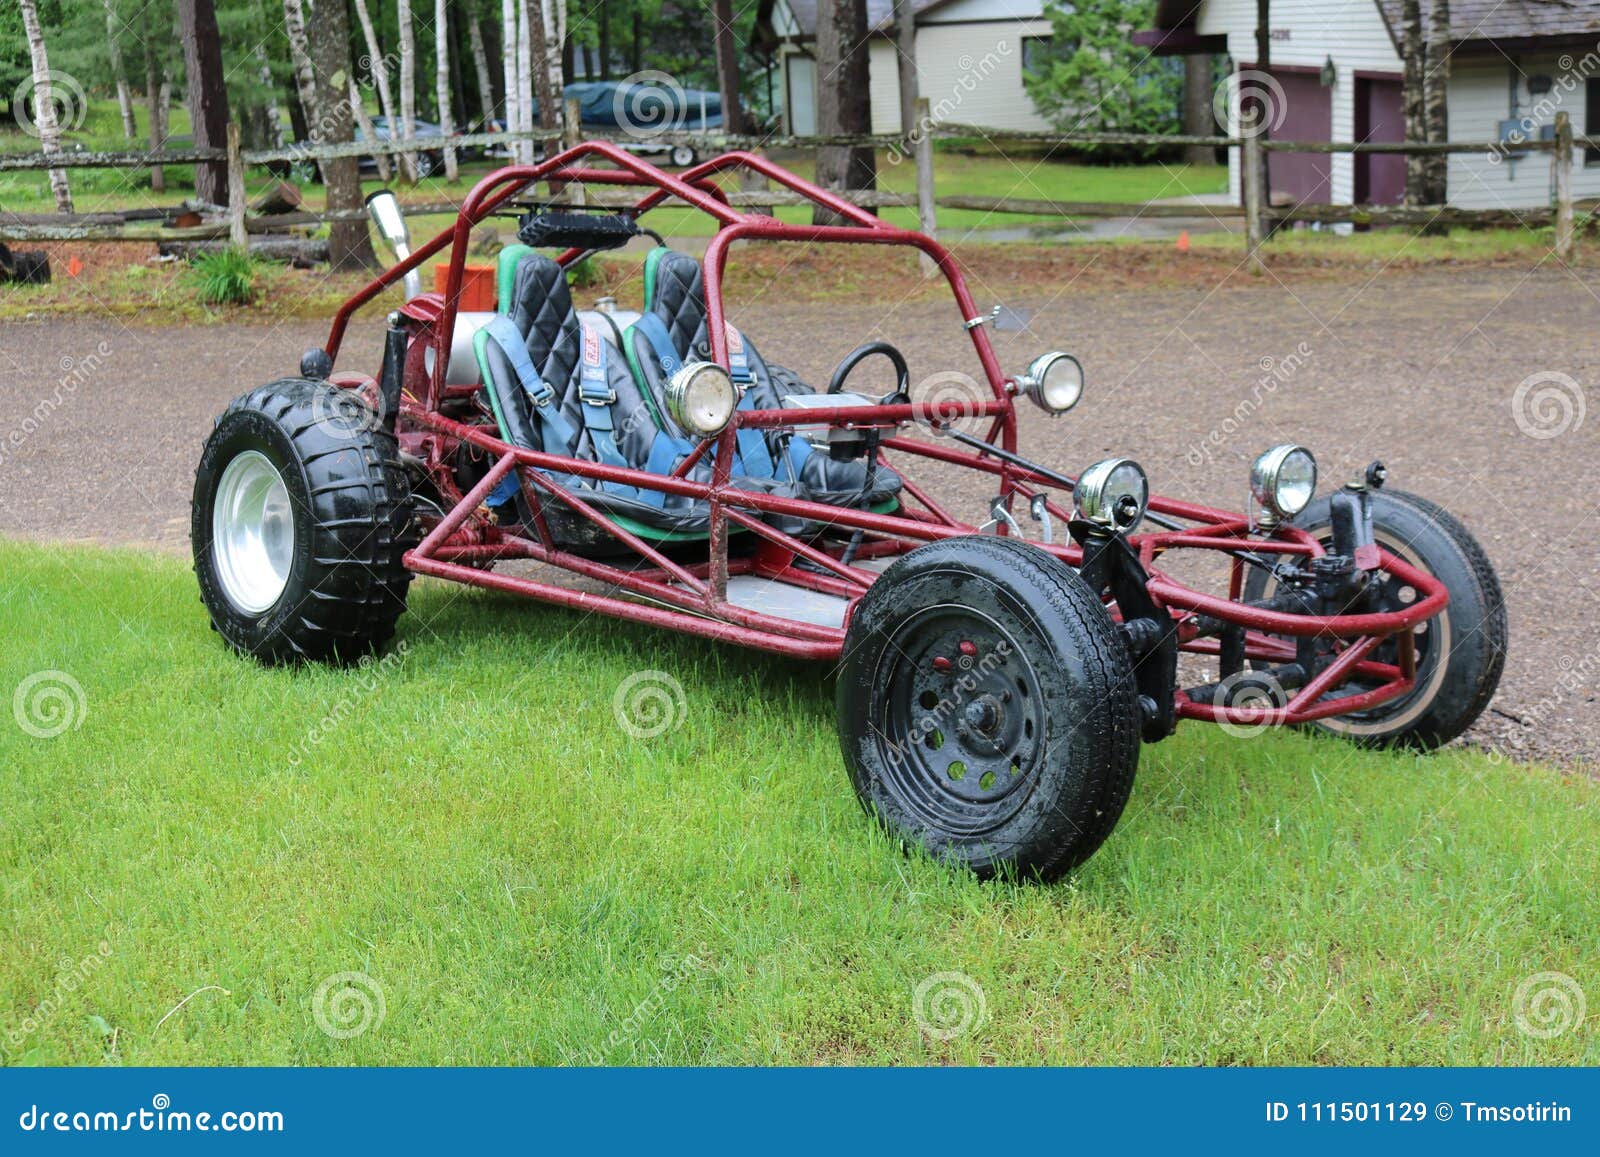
top-left (1, 539), bottom-right (1595, 1066)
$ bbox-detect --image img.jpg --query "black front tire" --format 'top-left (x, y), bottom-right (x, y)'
top-left (837, 536), bottom-right (1140, 880)
top-left (1242, 488), bottom-right (1507, 749)
top-left (192, 378), bottom-right (416, 664)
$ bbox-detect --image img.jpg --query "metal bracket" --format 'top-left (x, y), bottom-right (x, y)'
top-left (1028, 494), bottom-right (1053, 544)
top-left (978, 496), bottom-right (1024, 537)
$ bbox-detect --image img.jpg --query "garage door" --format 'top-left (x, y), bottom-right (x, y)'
top-left (1268, 70), bottom-right (1332, 204)
top-left (1355, 77), bottom-right (1406, 205)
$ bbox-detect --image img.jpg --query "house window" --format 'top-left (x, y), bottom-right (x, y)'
top-left (1021, 35), bottom-right (1052, 72)
top-left (1588, 79), bottom-right (1600, 164)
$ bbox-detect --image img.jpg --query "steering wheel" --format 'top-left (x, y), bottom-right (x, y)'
top-left (827, 341), bottom-right (910, 405)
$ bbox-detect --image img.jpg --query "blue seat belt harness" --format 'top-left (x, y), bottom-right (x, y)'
top-left (482, 315), bottom-right (584, 507)
top-left (573, 324), bottom-right (635, 496)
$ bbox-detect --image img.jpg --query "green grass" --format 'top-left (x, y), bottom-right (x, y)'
top-left (2, 540), bottom-right (1595, 1066)
top-left (187, 246), bottom-right (259, 306)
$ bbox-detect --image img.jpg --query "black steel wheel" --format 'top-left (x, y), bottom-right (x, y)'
top-left (192, 378), bottom-right (416, 664)
top-left (1242, 489), bottom-right (1506, 749)
top-left (837, 535), bottom-right (1140, 880)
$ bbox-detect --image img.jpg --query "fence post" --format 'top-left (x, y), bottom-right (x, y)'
top-left (1554, 111), bottom-right (1574, 259)
top-left (738, 166), bottom-right (773, 216)
top-left (914, 97), bottom-right (937, 276)
top-left (1241, 107), bottom-right (1265, 273)
top-left (226, 122), bottom-right (247, 249)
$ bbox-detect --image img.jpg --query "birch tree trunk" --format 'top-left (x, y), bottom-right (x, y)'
top-left (1402, 0), bottom-right (1427, 205)
top-left (17, 0), bottom-right (72, 212)
top-left (304, 0), bottom-right (378, 268)
top-left (354, 0), bottom-right (412, 180)
top-left (518, 0), bottom-right (540, 162)
top-left (397, 0), bottom-right (419, 180)
top-left (144, 39), bottom-right (168, 192)
top-left (1423, 0), bottom-right (1450, 205)
top-left (256, 45), bottom-right (286, 147)
top-left (104, 0), bottom-right (137, 140)
top-left (542, 0), bottom-right (565, 126)
top-left (469, 16), bottom-right (497, 127)
top-left (434, 0), bottom-right (459, 179)
top-left (281, 0), bottom-right (320, 175)
top-left (350, 79), bottom-right (391, 180)
top-left (501, 0), bottom-right (519, 137)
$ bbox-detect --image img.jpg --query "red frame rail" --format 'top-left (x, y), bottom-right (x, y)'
top-left (318, 141), bottom-right (1446, 729)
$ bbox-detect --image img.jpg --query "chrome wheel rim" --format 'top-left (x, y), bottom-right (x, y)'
top-left (212, 450), bottom-right (294, 613)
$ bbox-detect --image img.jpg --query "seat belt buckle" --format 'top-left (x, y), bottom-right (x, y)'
top-left (580, 384), bottom-right (617, 406)
top-left (525, 378), bottom-right (558, 407)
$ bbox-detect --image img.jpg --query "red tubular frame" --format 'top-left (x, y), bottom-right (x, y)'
top-left (319, 141), bottom-right (1448, 728)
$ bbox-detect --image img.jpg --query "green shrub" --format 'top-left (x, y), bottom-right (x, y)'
top-left (190, 246), bottom-right (258, 306)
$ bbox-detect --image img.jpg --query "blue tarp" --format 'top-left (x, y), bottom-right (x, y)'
top-left (534, 81), bottom-right (723, 131)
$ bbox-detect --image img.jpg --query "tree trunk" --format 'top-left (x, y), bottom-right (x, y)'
top-left (1252, 0), bottom-right (1270, 208)
top-left (893, 0), bottom-right (917, 137)
top-left (502, 0), bottom-right (521, 145)
top-left (305, 0), bottom-right (378, 269)
top-left (518, 0), bottom-right (540, 162)
top-left (469, 16), bottom-right (497, 126)
top-left (813, 0), bottom-right (875, 224)
top-left (527, 0), bottom-right (559, 136)
top-left (256, 45), bottom-right (286, 147)
top-left (434, 0), bottom-right (459, 179)
top-left (353, 0), bottom-right (412, 181)
top-left (1402, 0), bottom-right (1427, 205)
top-left (542, 0), bottom-right (566, 126)
top-left (281, 0), bottom-right (320, 176)
top-left (599, 4), bottom-right (611, 80)
top-left (144, 41), bottom-right (167, 192)
top-left (1183, 54), bottom-right (1214, 165)
top-left (349, 79), bottom-right (391, 180)
top-left (177, 0), bottom-right (231, 207)
top-left (397, 0), bottom-right (418, 181)
top-left (1423, 0), bottom-right (1450, 205)
top-left (17, 0), bottom-right (72, 212)
top-left (104, 0), bottom-right (137, 140)
top-left (631, 10), bottom-right (642, 75)
top-left (711, 0), bottom-right (744, 134)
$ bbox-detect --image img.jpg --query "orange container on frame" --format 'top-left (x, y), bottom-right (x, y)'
top-left (437, 263), bottom-right (497, 312)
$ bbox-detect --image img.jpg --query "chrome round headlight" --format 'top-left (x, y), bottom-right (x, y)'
top-left (1250, 444), bottom-right (1318, 521)
top-left (664, 361), bottom-right (737, 437)
top-left (1018, 352), bottom-right (1084, 415)
top-left (1074, 457), bottom-right (1149, 531)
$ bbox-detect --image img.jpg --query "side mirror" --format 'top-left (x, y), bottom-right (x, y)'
top-left (365, 190), bottom-right (422, 300)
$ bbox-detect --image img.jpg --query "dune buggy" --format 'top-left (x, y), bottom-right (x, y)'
top-left (191, 142), bottom-right (1506, 879)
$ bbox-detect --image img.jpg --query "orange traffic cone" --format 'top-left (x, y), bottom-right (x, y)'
top-left (1176, 230), bottom-right (1191, 254)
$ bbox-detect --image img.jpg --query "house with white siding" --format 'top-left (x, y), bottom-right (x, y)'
top-left (755, 0), bottom-right (1057, 135)
top-left (1138, 0), bottom-right (1600, 209)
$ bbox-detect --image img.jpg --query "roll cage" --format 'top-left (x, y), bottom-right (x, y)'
top-left (316, 141), bottom-right (1443, 734)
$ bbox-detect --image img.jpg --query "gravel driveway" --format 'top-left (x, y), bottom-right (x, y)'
top-left (1, 267), bottom-right (1594, 766)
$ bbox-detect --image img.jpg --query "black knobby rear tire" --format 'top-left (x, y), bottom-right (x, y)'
top-left (192, 378), bottom-right (417, 664)
top-left (1242, 488), bottom-right (1506, 749)
top-left (837, 535), bottom-right (1140, 881)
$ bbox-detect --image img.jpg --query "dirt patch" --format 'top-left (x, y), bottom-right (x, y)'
top-left (0, 266), bottom-right (1595, 769)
